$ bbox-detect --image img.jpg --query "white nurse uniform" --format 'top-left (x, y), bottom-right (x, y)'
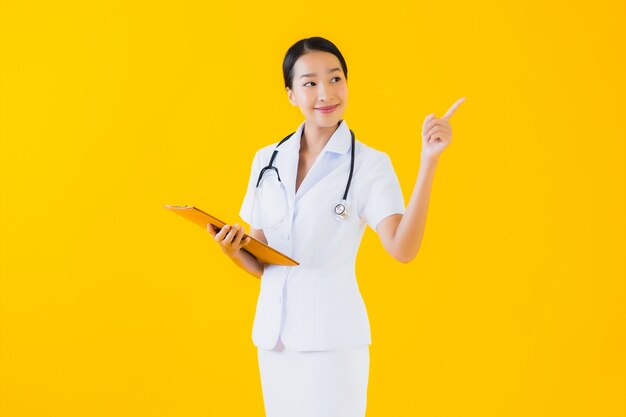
top-left (239, 119), bottom-right (405, 417)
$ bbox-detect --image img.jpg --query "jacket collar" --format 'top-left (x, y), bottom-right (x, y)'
top-left (277, 119), bottom-right (352, 155)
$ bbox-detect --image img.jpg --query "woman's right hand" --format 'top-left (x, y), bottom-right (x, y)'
top-left (207, 223), bottom-right (251, 258)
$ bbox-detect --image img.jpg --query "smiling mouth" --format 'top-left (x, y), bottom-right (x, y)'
top-left (315, 104), bottom-right (340, 111)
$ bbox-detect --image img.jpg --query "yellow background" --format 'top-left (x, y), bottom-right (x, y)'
top-left (1, 0), bottom-right (625, 416)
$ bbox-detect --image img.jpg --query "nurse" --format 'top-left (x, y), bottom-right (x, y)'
top-left (207, 36), bottom-right (464, 417)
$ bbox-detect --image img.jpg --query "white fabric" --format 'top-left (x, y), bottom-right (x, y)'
top-left (239, 119), bottom-right (405, 351)
top-left (257, 337), bottom-right (369, 417)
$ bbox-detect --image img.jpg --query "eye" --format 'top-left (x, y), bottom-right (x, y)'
top-left (303, 77), bottom-right (342, 87)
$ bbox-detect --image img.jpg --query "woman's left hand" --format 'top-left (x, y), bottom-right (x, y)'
top-left (421, 97), bottom-right (466, 163)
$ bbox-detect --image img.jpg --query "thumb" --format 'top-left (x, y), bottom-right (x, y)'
top-left (241, 237), bottom-right (251, 247)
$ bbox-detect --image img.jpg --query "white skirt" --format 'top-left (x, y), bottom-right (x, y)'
top-left (257, 337), bottom-right (369, 417)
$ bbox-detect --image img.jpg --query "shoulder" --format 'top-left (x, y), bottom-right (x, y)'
top-left (253, 128), bottom-right (297, 159)
top-left (246, 141), bottom-right (282, 168)
top-left (255, 142), bottom-right (278, 158)
top-left (354, 139), bottom-right (394, 168)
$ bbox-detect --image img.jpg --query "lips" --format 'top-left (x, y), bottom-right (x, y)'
top-left (315, 104), bottom-right (340, 111)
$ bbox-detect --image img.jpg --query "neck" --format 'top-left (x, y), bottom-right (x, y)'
top-left (301, 120), bottom-right (341, 154)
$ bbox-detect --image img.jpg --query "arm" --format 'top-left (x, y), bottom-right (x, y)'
top-left (207, 224), bottom-right (267, 279)
top-left (376, 97), bottom-right (465, 263)
top-left (376, 159), bottom-right (438, 263)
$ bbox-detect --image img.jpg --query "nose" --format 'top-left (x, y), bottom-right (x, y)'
top-left (318, 81), bottom-right (334, 102)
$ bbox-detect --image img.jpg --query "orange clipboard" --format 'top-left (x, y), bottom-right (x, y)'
top-left (164, 205), bottom-right (299, 266)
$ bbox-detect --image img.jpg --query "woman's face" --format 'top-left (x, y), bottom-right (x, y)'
top-left (286, 50), bottom-right (348, 129)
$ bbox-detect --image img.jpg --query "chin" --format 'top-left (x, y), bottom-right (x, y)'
top-left (313, 112), bottom-right (344, 127)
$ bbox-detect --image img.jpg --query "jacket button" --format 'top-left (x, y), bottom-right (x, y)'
top-left (283, 232), bottom-right (290, 240)
top-left (277, 296), bottom-right (282, 304)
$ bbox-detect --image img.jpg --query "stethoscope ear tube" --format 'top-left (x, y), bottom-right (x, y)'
top-left (256, 125), bottom-right (356, 221)
top-left (256, 166), bottom-right (281, 187)
top-left (342, 129), bottom-right (356, 201)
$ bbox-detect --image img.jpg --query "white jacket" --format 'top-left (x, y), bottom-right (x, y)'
top-left (239, 119), bottom-right (405, 351)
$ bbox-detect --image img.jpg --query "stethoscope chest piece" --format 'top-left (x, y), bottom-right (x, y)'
top-left (333, 199), bottom-right (350, 221)
top-left (255, 121), bottom-right (356, 226)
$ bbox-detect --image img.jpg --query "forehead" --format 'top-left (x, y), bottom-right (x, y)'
top-left (293, 51), bottom-right (342, 75)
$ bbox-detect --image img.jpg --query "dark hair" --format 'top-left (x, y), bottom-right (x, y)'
top-left (282, 37), bottom-right (348, 90)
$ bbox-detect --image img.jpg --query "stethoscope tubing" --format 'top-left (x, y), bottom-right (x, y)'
top-left (255, 124), bottom-right (356, 221)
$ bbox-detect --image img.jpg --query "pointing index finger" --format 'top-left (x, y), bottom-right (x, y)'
top-left (442, 97), bottom-right (466, 121)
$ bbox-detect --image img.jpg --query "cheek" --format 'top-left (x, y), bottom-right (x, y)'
top-left (293, 90), bottom-right (311, 106)
top-left (300, 92), bottom-right (317, 106)
top-left (337, 86), bottom-right (348, 100)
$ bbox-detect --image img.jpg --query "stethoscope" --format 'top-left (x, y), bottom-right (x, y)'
top-left (255, 124), bottom-right (355, 221)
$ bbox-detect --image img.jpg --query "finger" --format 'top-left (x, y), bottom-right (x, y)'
top-left (422, 117), bottom-right (436, 134)
top-left (422, 113), bottom-right (436, 131)
top-left (423, 118), bottom-right (449, 134)
top-left (223, 223), bottom-right (239, 245)
top-left (208, 224), bottom-right (221, 237)
top-left (215, 224), bottom-right (230, 241)
top-left (426, 124), bottom-right (450, 136)
top-left (427, 128), bottom-right (450, 144)
top-left (426, 125), bottom-right (450, 140)
top-left (441, 97), bottom-right (466, 121)
top-left (232, 225), bottom-right (245, 247)
top-left (428, 133), bottom-right (444, 144)
top-left (241, 236), bottom-right (251, 247)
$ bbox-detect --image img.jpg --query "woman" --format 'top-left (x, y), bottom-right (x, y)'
top-left (207, 36), bottom-right (464, 417)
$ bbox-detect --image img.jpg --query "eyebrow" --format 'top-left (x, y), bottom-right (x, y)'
top-left (299, 67), bottom-right (342, 79)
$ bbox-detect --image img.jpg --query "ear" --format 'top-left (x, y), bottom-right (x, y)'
top-left (286, 87), bottom-right (297, 106)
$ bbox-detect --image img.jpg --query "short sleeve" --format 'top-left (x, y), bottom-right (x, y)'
top-left (238, 150), bottom-right (262, 225)
top-left (360, 152), bottom-right (405, 231)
